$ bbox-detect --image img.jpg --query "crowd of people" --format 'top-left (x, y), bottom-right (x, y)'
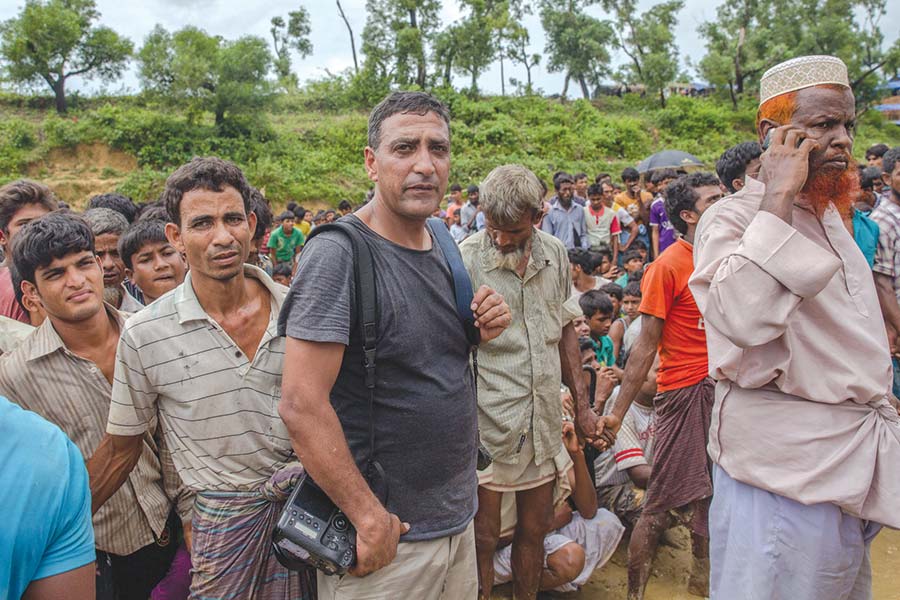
top-left (1, 54), bottom-right (899, 600)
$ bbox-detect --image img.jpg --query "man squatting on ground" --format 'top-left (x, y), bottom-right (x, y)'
top-left (690, 55), bottom-right (900, 599)
top-left (276, 91), bottom-right (514, 599)
top-left (459, 164), bottom-right (613, 600)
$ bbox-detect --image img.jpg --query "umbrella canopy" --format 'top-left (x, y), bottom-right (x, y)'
top-left (637, 150), bottom-right (705, 174)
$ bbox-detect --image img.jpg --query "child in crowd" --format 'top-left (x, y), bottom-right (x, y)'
top-left (615, 249), bottom-right (644, 287)
top-left (621, 282), bottom-right (643, 366)
top-left (569, 249), bottom-right (609, 300)
top-left (272, 263), bottom-right (293, 287)
top-left (603, 283), bottom-right (631, 368)
top-left (593, 247), bottom-right (621, 281)
top-left (267, 211), bottom-right (305, 268)
top-left (579, 290), bottom-right (622, 379)
top-left (118, 219), bottom-right (187, 305)
top-left (449, 210), bottom-right (467, 243)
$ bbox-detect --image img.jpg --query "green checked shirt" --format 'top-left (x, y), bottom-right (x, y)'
top-left (460, 229), bottom-right (580, 466)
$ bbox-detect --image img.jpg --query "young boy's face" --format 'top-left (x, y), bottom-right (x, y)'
top-left (127, 241), bottom-right (187, 303)
top-left (282, 217), bottom-right (295, 232)
top-left (625, 257), bottom-right (643, 274)
top-left (573, 314), bottom-right (591, 338)
top-left (622, 294), bottom-right (641, 320)
top-left (273, 273), bottom-right (291, 286)
top-left (588, 310), bottom-right (612, 338)
top-left (636, 247), bottom-right (648, 262)
top-left (596, 256), bottom-right (611, 275)
top-left (581, 347), bottom-right (599, 369)
top-left (608, 296), bottom-right (621, 316)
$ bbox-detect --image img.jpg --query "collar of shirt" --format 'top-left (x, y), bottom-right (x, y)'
top-left (588, 204), bottom-right (608, 223)
top-left (550, 201), bottom-right (580, 215)
top-left (173, 264), bottom-right (285, 327)
top-left (478, 228), bottom-right (551, 282)
top-left (26, 304), bottom-right (125, 362)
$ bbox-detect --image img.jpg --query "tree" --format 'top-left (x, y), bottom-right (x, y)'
top-left (336, 0), bottom-right (359, 75)
top-left (0, 0), bottom-right (132, 114)
top-left (138, 25), bottom-right (273, 126)
top-left (505, 23), bottom-right (540, 94)
top-left (540, 0), bottom-right (614, 99)
top-left (361, 0), bottom-right (440, 88)
top-left (452, 0), bottom-right (507, 96)
top-left (270, 7), bottom-right (312, 86)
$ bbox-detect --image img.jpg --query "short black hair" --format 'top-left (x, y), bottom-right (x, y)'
top-left (716, 141), bottom-right (762, 194)
top-left (883, 147), bottom-right (900, 176)
top-left (630, 239), bottom-right (648, 251)
top-left (579, 336), bottom-right (595, 353)
top-left (338, 200), bottom-right (352, 211)
top-left (650, 169), bottom-right (678, 186)
top-left (574, 172), bottom-right (588, 181)
top-left (568, 248), bottom-right (602, 273)
top-left (554, 172), bottom-right (574, 190)
top-left (136, 201), bottom-right (170, 223)
top-left (621, 167), bottom-right (640, 182)
top-left (162, 157), bottom-right (252, 226)
top-left (8, 259), bottom-right (27, 313)
top-left (272, 263), bottom-right (292, 278)
top-left (118, 219), bottom-right (169, 270)
top-left (601, 282), bottom-right (623, 301)
top-left (861, 166), bottom-right (882, 190)
top-left (587, 183), bottom-right (603, 197)
top-left (450, 184), bottom-right (462, 192)
top-left (593, 246), bottom-right (612, 263)
top-left (368, 91), bottom-right (450, 150)
top-left (88, 193), bottom-right (138, 223)
top-left (665, 172), bottom-right (721, 235)
top-left (867, 143), bottom-right (890, 159)
top-left (12, 211), bottom-right (95, 287)
top-left (623, 281), bottom-right (642, 298)
top-left (579, 289), bottom-right (614, 318)
top-left (0, 180), bottom-right (59, 235)
top-left (467, 184), bottom-right (479, 194)
top-left (622, 249), bottom-right (643, 264)
top-left (277, 211), bottom-right (295, 222)
top-left (595, 172), bottom-right (610, 183)
top-left (249, 190), bottom-right (272, 241)
top-left (286, 201), bottom-right (297, 212)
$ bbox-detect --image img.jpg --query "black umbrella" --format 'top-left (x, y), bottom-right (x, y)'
top-left (637, 150), bottom-right (705, 173)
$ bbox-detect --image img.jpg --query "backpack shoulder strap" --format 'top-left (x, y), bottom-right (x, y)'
top-left (426, 218), bottom-right (480, 346)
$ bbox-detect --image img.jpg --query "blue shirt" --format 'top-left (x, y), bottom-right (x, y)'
top-left (0, 397), bottom-right (95, 597)
top-left (853, 208), bottom-right (880, 268)
top-left (542, 201), bottom-right (590, 250)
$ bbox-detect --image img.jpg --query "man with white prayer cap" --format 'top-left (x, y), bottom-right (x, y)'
top-left (689, 55), bottom-right (900, 599)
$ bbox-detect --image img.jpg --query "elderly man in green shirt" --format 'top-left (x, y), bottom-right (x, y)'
top-left (267, 211), bottom-right (305, 268)
top-left (460, 164), bottom-right (612, 600)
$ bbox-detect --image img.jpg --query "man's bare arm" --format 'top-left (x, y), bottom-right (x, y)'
top-left (87, 433), bottom-right (143, 514)
top-left (279, 337), bottom-right (406, 576)
top-left (874, 273), bottom-right (900, 345)
top-left (23, 563), bottom-right (94, 600)
top-left (604, 315), bottom-right (664, 433)
top-left (622, 221), bottom-right (638, 251)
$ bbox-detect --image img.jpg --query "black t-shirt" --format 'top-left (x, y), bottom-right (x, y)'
top-left (277, 216), bottom-right (477, 541)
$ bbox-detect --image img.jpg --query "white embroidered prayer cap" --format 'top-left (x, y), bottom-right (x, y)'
top-left (759, 55), bottom-right (850, 106)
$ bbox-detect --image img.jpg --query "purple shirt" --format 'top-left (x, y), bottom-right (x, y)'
top-left (649, 197), bottom-right (676, 254)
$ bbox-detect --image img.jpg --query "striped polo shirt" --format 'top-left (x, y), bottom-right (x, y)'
top-left (107, 265), bottom-right (294, 492)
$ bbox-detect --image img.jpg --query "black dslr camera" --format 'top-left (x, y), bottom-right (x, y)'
top-left (272, 473), bottom-right (356, 576)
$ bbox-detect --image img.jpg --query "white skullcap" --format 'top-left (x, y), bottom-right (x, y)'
top-left (759, 55), bottom-right (850, 106)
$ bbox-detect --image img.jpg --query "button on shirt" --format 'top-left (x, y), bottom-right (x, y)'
top-left (690, 177), bottom-right (900, 528)
top-left (107, 265), bottom-right (294, 492)
top-left (0, 307), bottom-right (171, 556)
top-left (542, 201), bottom-right (590, 250)
top-left (460, 229), bottom-right (580, 466)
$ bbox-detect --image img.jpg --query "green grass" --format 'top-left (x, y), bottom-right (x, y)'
top-left (0, 88), bottom-right (898, 208)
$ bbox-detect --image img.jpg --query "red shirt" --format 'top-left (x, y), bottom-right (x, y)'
top-left (0, 266), bottom-right (29, 324)
top-left (638, 239), bottom-right (708, 391)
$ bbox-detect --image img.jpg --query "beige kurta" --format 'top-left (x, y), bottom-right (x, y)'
top-left (690, 177), bottom-right (900, 528)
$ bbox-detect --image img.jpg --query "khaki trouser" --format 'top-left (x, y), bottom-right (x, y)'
top-left (317, 521), bottom-right (477, 600)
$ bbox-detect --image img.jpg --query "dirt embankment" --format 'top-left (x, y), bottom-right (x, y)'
top-left (26, 142), bottom-right (137, 209)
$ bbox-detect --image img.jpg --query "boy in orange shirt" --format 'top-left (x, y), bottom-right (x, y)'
top-left (598, 173), bottom-right (723, 600)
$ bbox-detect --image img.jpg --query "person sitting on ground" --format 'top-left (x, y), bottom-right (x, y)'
top-left (716, 141), bottom-right (762, 195)
top-left (118, 219), bottom-right (187, 306)
top-left (615, 249), bottom-right (644, 288)
top-left (271, 263), bottom-right (292, 287)
top-left (580, 290), bottom-right (620, 377)
top-left (568, 248), bottom-right (609, 300)
top-left (591, 352), bottom-right (658, 530)
top-left (489, 402), bottom-right (625, 594)
top-left (620, 282), bottom-right (643, 366)
top-left (83, 207), bottom-right (144, 312)
top-left (267, 210), bottom-right (305, 268)
top-left (593, 245), bottom-right (621, 281)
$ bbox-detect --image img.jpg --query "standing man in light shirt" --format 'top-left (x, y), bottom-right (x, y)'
top-left (88, 157), bottom-right (315, 599)
top-left (542, 173), bottom-right (590, 250)
top-left (460, 164), bottom-right (610, 600)
top-left (690, 56), bottom-right (900, 600)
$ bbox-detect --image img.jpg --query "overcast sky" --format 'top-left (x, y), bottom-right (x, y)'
top-left (1, 0), bottom-right (898, 96)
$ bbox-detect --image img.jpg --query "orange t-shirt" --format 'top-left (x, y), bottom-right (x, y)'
top-left (638, 239), bottom-right (708, 392)
top-left (614, 190), bottom-right (652, 210)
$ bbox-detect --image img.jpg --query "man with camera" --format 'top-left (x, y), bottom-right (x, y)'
top-left (277, 91), bottom-right (512, 598)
